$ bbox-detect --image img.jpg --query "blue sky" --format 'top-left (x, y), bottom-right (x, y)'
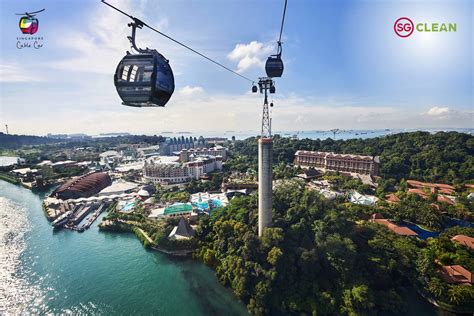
top-left (0, 0), bottom-right (472, 135)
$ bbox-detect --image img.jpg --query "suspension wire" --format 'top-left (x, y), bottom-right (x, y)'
top-left (101, 0), bottom-right (254, 83)
top-left (278, 0), bottom-right (288, 44)
top-left (15, 8), bottom-right (45, 15)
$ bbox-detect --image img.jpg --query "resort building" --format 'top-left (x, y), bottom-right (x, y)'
top-left (451, 235), bottom-right (474, 250)
top-left (349, 191), bottom-right (379, 206)
top-left (370, 213), bottom-right (418, 237)
top-left (168, 217), bottom-right (195, 240)
top-left (143, 154), bottom-right (223, 185)
top-left (158, 136), bottom-right (209, 155)
top-left (294, 150), bottom-right (380, 176)
top-left (148, 202), bottom-right (196, 219)
top-left (385, 193), bottom-right (400, 204)
top-left (98, 180), bottom-right (139, 196)
top-left (439, 265), bottom-right (473, 284)
top-left (407, 180), bottom-right (455, 195)
top-left (179, 145), bottom-right (228, 161)
top-left (190, 192), bottom-right (228, 212)
top-left (52, 172), bottom-right (112, 200)
top-left (407, 180), bottom-right (456, 205)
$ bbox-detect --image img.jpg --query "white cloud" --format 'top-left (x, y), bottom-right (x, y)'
top-left (0, 64), bottom-right (45, 82)
top-left (49, 0), bottom-right (170, 75)
top-left (227, 41), bottom-right (274, 73)
top-left (178, 85), bottom-right (204, 96)
top-left (426, 106), bottom-right (450, 117)
top-left (4, 87), bottom-right (473, 136)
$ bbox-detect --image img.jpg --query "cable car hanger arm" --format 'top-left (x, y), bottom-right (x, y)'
top-left (101, 0), bottom-right (254, 83)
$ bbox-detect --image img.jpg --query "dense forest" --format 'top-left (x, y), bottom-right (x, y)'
top-left (226, 131), bottom-right (474, 184)
top-left (196, 181), bottom-right (474, 315)
top-left (196, 131), bottom-right (474, 315)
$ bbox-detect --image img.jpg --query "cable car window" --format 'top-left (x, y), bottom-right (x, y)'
top-left (129, 65), bottom-right (138, 82)
top-left (121, 65), bottom-right (130, 80)
top-left (142, 65), bottom-right (153, 82)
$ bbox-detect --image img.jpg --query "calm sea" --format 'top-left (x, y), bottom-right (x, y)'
top-left (0, 180), bottom-right (248, 315)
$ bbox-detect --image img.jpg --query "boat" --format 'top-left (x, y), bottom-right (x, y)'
top-left (52, 211), bottom-right (72, 227)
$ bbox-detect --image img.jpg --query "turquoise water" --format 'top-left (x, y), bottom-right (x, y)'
top-left (194, 199), bottom-right (223, 211)
top-left (195, 201), bottom-right (209, 210)
top-left (212, 199), bottom-right (222, 207)
top-left (121, 200), bottom-right (136, 212)
top-left (0, 180), bottom-right (248, 315)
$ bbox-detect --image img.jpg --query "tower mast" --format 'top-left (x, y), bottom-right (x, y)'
top-left (257, 77), bottom-right (274, 237)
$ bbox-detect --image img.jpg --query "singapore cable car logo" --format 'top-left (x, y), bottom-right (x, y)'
top-left (16, 9), bottom-right (45, 35)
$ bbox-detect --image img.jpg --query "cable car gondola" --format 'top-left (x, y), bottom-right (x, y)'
top-left (113, 19), bottom-right (175, 107)
top-left (265, 0), bottom-right (287, 78)
top-left (265, 51), bottom-right (284, 78)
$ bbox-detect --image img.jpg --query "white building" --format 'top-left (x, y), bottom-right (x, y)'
top-left (143, 155), bottom-right (222, 184)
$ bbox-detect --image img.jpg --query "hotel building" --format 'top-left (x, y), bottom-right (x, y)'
top-left (294, 150), bottom-right (380, 176)
top-left (143, 155), bottom-right (223, 184)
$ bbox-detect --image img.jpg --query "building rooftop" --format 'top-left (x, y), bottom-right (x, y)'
top-left (53, 172), bottom-right (111, 199)
top-left (349, 191), bottom-right (378, 205)
top-left (169, 217), bottom-right (195, 240)
top-left (12, 167), bottom-right (38, 175)
top-left (407, 180), bottom-right (455, 190)
top-left (371, 214), bottom-right (418, 237)
top-left (452, 235), bottom-right (474, 250)
top-left (164, 203), bottom-right (193, 215)
top-left (295, 150), bottom-right (376, 161)
top-left (385, 193), bottom-right (400, 204)
top-left (439, 265), bottom-right (473, 284)
top-left (99, 181), bottom-right (138, 195)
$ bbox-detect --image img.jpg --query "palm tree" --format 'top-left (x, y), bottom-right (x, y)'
top-left (427, 277), bottom-right (445, 298)
top-left (447, 285), bottom-right (466, 305)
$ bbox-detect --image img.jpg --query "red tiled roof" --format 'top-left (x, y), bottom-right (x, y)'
top-left (372, 217), bottom-right (418, 236)
top-left (439, 188), bottom-right (455, 195)
top-left (407, 180), bottom-right (455, 190)
top-left (439, 265), bottom-right (473, 284)
top-left (437, 195), bottom-right (455, 205)
top-left (452, 235), bottom-right (474, 250)
top-left (385, 194), bottom-right (400, 203)
top-left (408, 188), bottom-right (428, 199)
top-left (434, 183), bottom-right (455, 190)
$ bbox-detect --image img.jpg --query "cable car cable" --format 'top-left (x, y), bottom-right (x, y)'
top-left (278, 0), bottom-right (287, 45)
top-left (101, 0), bottom-right (254, 83)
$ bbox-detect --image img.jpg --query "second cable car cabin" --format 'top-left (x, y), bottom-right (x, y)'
top-left (114, 50), bottom-right (174, 107)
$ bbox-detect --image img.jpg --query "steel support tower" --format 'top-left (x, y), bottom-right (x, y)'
top-left (257, 78), bottom-right (274, 237)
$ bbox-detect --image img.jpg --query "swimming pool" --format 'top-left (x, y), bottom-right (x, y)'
top-left (194, 199), bottom-right (223, 211)
top-left (211, 199), bottom-right (222, 207)
top-left (121, 200), bottom-right (136, 213)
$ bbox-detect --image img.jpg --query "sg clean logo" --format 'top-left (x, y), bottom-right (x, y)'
top-left (16, 9), bottom-right (45, 35)
top-left (394, 17), bottom-right (457, 38)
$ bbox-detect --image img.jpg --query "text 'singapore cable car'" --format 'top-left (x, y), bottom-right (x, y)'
top-left (114, 19), bottom-right (175, 107)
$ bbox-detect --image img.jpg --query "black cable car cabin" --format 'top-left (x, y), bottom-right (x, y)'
top-left (265, 55), bottom-right (284, 78)
top-left (114, 51), bottom-right (175, 107)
